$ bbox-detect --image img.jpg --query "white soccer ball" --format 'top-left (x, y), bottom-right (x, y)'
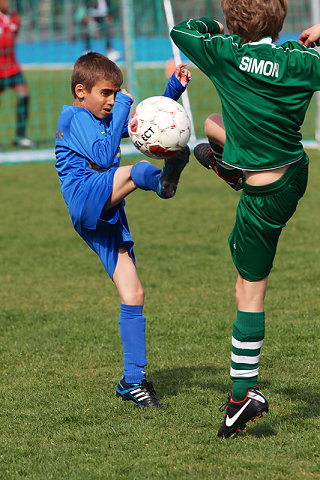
top-left (128, 96), bottom-right (191, 159)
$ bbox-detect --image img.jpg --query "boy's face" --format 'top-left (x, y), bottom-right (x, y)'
top-left (75, 79), bottom-right (121, 119)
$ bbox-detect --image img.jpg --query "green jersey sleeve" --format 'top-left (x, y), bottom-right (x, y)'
top-left (281, 40), bottom-right (320, 91)
top-left (170, 18), bottom-right (223, 74)
top-left (172, 19), bottom-right (320, 170)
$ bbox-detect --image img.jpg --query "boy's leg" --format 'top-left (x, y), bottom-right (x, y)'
top-left (113, 247), bottom-right (163, 408)
top-left (130, 146), bottom-right (190, 199)
top-left (194, 114), bottom-right (243, 190)
top-left (218, 139), bottom-right (308, 438)
top-left (106, 146), bottom-right (190, 210)
top-left (13, 82), bottom-right (34, 148)
top-left (232, 275), bottom-right (267, 400)
top-left (105, 165), bottom-right (138, 209)
top-left (218, 275), bottom-right (269, 438)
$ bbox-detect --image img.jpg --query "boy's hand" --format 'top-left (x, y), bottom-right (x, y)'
top-left (217, 21), bottom-right (224, 34)
top-left (299, 24), bottom-right (320, 47)
top-left (175, 63), bottom-right (192, 87)
top-left (120, 89), bottom-right (134, 102)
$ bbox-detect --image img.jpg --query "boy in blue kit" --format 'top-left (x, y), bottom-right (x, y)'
top-left (171, 0), bottom-right (319, 437)
top-left (55, 52), bottom-right (191, 408)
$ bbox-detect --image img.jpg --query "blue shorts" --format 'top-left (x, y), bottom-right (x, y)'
top-left (80, 206), bottom-right (135, 279)
top-left (72, 167), bottom-right (135, 279)
top-left (62, 166), bottom-right (135, 278)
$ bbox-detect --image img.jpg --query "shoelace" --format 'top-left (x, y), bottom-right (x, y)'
top-left (219, 394), bottom-right (232, 412)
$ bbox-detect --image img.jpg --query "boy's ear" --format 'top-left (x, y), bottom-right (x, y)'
top-left (75, 83), bottom-right (86, 99)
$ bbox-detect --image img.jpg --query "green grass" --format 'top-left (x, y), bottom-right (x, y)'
top-left (0, 151), bottom-right (320, 479)
top-left (0, 66), bottom-right (317, 148)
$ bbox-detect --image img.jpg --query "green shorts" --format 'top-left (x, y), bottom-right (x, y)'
top-left (229, 154), bottom-right (309, 281)
top-left (0, 71), bottom-right (26, 93)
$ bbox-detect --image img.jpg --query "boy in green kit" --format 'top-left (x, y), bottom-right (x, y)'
top-left (171, 0), bottom-right (320, 437)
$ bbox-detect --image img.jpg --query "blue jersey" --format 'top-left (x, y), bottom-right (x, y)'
top-left (55, 72), bottom-right (186, 234)
top-left (55, 72), bottom-right (186, 277)
top-left (55, 92), bottom-right (131, 234)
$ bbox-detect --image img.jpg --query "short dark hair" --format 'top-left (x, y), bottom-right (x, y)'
top-left (221, 0), bottom-right (288, 43)
top-left (71, 52), bottom-right (123, 98)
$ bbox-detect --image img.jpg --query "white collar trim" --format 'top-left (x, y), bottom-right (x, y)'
top-left (248, 37), bottom-right (274, 46)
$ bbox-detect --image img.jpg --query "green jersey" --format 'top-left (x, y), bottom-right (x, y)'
top-left (171, 18), bottom-right (320, 170)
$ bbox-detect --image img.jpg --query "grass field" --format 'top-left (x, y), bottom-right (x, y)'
top-left (0, 150), bottom-right (320, 479)
top-left (0, 66), bottom-right (318, 149)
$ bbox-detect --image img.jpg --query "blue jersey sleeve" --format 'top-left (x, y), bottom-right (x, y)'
top-left (162, 72), bottom-right (188, 100)
top-left (69, 92), bottom-right (132, 169)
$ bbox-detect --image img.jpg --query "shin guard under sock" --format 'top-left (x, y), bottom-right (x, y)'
top-left (230, 310), bottom-right (265, 401)
top-left (118, 303), bottom-right (147, 383)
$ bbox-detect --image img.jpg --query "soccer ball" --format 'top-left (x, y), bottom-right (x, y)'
top-left (128, 96), bottom-right (191, 159)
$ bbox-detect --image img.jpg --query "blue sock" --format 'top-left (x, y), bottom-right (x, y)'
top-left (130, 161), bottom-right (161, 192)
top-left (118, 303), bottom-right (147, 383)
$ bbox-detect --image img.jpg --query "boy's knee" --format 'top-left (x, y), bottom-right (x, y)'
top-left (204, 116), bottom-right (212, 136)
top-left (134, 285), bottom-right (145, 305)
top-left (235, 275), bottom-right (267, 311)
top-left (204, 113), bottom-right (225, 145)
top-left (235, 277), bottom-right (243, 304)
top-left (205, 112), bottom-right (221, 128)
top-left (14, 84), bottom-right (29, 97)
top-left (122, 285), bottom-right (145, 305)
top-left (130, 160), bottom-right (160, 192)
top-left (130, 161), bottom-right (151, 188)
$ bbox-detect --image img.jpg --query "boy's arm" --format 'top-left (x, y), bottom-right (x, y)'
top-left (299, 24), bottom-right (320, 47)
top-left (112, 90), bottom-right (132, 139)
top-left (170, 17), bottom-right (224, 73)
top-left (70, 93), bottom-right (132, 169)
top-left (162, 63), bottom-right (191, 100)
top-left (100, 92), bottom-right (133, 157)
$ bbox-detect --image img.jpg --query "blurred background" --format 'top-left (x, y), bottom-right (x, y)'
top-left (0, 0), bottom-right (319, 161)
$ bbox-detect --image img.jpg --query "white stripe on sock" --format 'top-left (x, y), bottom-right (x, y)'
top-left (231, 353), bottom-right (260, 364)
top-left (232, 337), bottom-right (264, 350)
top-left (230, 367), bottom-right (259, 378)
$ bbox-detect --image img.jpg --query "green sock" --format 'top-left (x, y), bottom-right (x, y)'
top-left (230, 310), bottom-right (265, 401)
top-left (16, 95), bottom-right (29, 138)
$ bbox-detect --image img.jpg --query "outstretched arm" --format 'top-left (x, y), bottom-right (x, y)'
top-left (174, 63), bottom-right (192, 86)
top-left (299, 24), bottom-right (320, 47)
top-left (162, 63), bottom-right (192, 100)
top-left (170, 18), bottom-right (225, 74)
